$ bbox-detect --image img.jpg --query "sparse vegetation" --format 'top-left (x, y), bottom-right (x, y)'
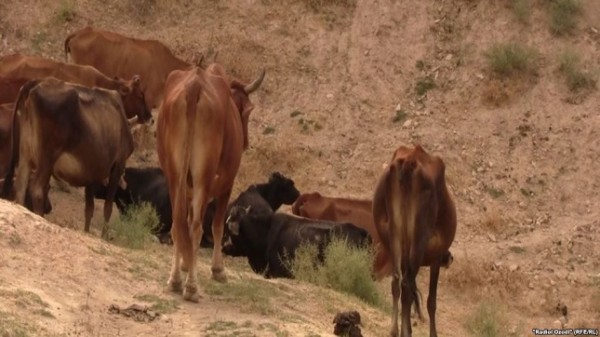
top-left (56, 0), bottom-right (75, 23)
top-left (511, 0), bottom-right (531, 24)
top-left (30, 32), bottom-right (47, 53)
top-left (263, 126), bottom-right (276, 135)
top-left (485, 186), bottom-right (505, 199)
top-left (290, 110), bottom-right (302, 118)
top-left (486, 43), bottom-right (537, 77)
top-left (392, 109), bottom-right (407, 123)
top-left (465, 302), bottom-right (509, 337)
top-left (301, 0), bottom-right (357, 12)
top-left (547, 0), bottom-right (581, 36)
top-left (133, 294), bottom-right (179, 314)
top-left (558, 51), bottom-right (596, 92)
top-left (482, 209), bottom-right (504, 234)
top-left (201, 278), bottom-right (277, 315)
top-left (105, 202), bottom-right (159, 249)
top-left (415, 76), bottom-right (436, 96)
top-left (290, 237), bottom-right (383, 307)
top-left (298, 118), bottom-right (323, 133)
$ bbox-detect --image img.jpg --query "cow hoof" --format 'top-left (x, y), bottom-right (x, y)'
top-left (211, 269), bottom-right (227, 283)
top-left (167, 279), bottom-right (183, 293)
top-left (183, 286), bottom-right (200, 303)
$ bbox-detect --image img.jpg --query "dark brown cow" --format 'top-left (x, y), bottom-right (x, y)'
top-left (1, 77), bottom-right (151, 236)
top-left (291, 192), bottom-right (393, 280)
top-left (0, 53), bottom-right (152, 121)
top-left (157, 64), bottom-right (264, 302)
top-left (372, 145), bottom-right (457, 337)
top-left (0, 76), bottom-right (29, 104)
top-left (65, 26), bottom-right (196, 109)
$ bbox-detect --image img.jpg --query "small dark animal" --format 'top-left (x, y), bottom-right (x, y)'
top-left (333, 310), bottom-right (363, 337)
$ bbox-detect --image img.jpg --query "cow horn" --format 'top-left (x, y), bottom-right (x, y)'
top-left (132, 75), bottom-right (141, 85)
top-left (244, 69), bottom-right (266, 94)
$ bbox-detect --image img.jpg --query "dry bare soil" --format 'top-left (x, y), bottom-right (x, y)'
top-left (1, 0), bottom-right (599, 336)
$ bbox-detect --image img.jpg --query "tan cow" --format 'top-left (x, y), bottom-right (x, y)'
top-left (157, 64), bottom-right (264, 302)
top-left (372, 145), bottom-right (457, 337)
top-left (1, 77), bottom-right (151, 236)
top-left (0, 53), bottom-right (152, 121)
top-left (65, 26), bottom-right (196, 109)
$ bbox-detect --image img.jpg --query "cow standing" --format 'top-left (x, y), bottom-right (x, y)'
top-left (156, 64), bottom-right (264, 302)
top-left (1, 77), bottom-right (151, 236)
top-left (65, 26), bottom-right (196, 109)
top-left (372, 145), bottom-right (457, 337)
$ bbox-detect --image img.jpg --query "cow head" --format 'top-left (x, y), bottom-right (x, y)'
top-left (268, 172), bottom-right (301, 206)
top-left (225, 205), bottom-right (251, 236)
top-left (230, 70), bottom-right (266, 149)
top-left (117, 75), bottom-right (153, 124)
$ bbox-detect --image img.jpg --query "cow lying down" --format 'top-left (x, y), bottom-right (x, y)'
top-left (93, 168), bottom-right (300, 247)
top-left (223, 205), bottom-right (372, 279)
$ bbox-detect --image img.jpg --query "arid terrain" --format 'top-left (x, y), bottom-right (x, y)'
top-left (0, 0), bottom-right (599, 336)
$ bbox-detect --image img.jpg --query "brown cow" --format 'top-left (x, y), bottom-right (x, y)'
top-left (372, 145), bottom-right (457, 337)
top-left (0, 76), bottom-right (29, 104)
top-left (0, 53), bottom-right (152, 121)
top-left (0, 103), bottom-right (13, 176)
top-left (291, 192), bottom-right (394, 279)
top-left (65, 26), bottom-right (196, 109)
top-left (1, 77), bottom-right (151, 236)
top-left (157, 64), bottom-right (264, 302)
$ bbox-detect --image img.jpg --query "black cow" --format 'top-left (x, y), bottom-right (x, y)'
top-left (224, 206), bottom-right (372, 279)
top-left (93, 168), bottom-right (300, 246)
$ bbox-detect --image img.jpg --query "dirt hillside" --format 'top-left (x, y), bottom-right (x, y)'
top-left (1, 0), bottom-right (599, 336)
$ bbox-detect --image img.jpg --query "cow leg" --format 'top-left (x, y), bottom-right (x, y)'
top-left (182, 191), bottom-right (209, 302)
top-left (167, 226), bottom-right (183, 293)
top-left (390, 272), bottom-right (400, 337)
top-left (100, 165), bottom-right (123, 238)
top-left (210, 189), bottom-right (232, 283)
top-left (14, 161), bottom-right (31, 207)
top-left (29, 169), bottom-right (51, 216)
top-left (84, 186), bottom-right (95, 232)
top-left (428, 262), bottom-right (440, 337)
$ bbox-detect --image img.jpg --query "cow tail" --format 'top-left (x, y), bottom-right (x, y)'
top-left (175, 80), bottom-right (202, 269)
top-left (64, 31), bottom-right (77, 62)
top-left (1, 80), bottom-right (37, 199)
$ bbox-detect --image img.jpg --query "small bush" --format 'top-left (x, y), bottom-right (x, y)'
top-left (558, 51), bottom-right (596, 92)
top-left (511, 0), bottom-right (531, 24)
top-left (106, 202), bottom-right (159, 249)
top-left (415, 76), bottom-right (436, 96)
top-left (548, 0), bottom-right (581, 36)
top-left (301, 0), bottom-right (357, 12)
top-left (486, 43), bottom-right (537, 77)
top-left (290, 237), bottom-right (383, 307)
top-left (56, 0), bottom-right (75, 23)
top-left (263, 126), bottom-right (276, 135)
top-left (465, 302), bottom-right (508, 337)
top-left (392, 110), bottom-right (408, 123)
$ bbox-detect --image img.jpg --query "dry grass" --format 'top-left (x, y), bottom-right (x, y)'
top-left (298, 0), bottom-right (357, 12)
top-left (105, 202), bottom-right (159, 250)
top-left (481, 208), bottom-right (505, 235)
top-left (511, 0), bottom-right (531, 24)
top-left (465, 301), bottom-right (511, 337)
top-left (547, 0), bottom-right (581, 36)
top-left (558, 51), bottom-right (596, 92)
top-left (485, 42), bottom-right (538, 77)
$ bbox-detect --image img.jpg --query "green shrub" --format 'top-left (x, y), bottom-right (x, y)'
top-left (548, 0), bottom-right (581, 36)
top-left (290, 237), bottom-right (383, 307)
top-left (558, 51), bottom-right (596, 92)
top-left (486, 43), bottom-right (537, 77)
top-left (465, 302), bottom-right (508, 337)
top-left (106, 202), bottom-right (159, 249)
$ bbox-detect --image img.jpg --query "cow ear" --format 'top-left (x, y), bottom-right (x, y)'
top-left (132, 75), bottom-right (141, 87)
top-left (227, 220), bottom-right (240, 236)
top-left (118, 84), bottom-right (130, 96)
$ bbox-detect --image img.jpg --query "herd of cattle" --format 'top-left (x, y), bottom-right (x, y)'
top-left (0, 26), bottom-right (457, 337)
